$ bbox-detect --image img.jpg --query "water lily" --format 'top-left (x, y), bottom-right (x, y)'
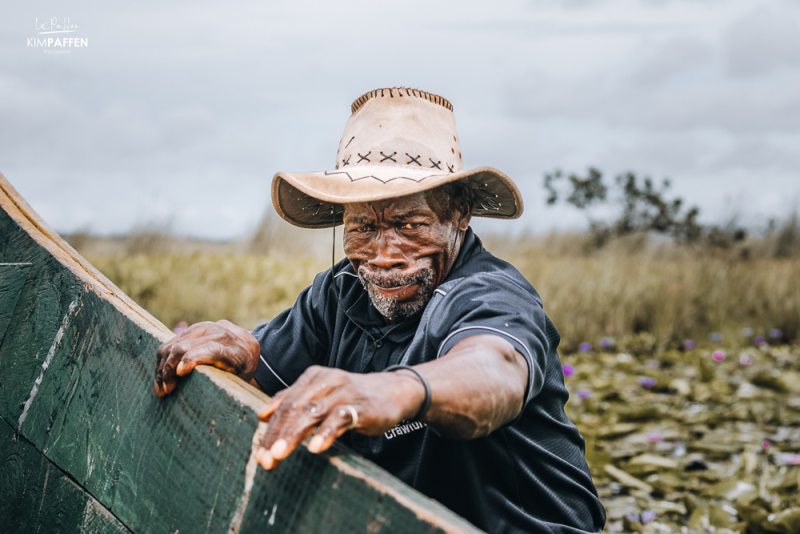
top-left (641, 510), bottom-right (656, 524)
top-left (625, 511), bottom-right (656, 524)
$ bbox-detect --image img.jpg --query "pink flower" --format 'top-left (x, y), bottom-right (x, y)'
top-left (639, 377), bottom-right (656, 388)
top-left (562, 364), bottom-right (575, 377)
top-left (646, 434), bottom-right (663, 442)
top-left (763, 440), bottom-right (771, 449)
top-left (739, 354), bottom-right (753, 365)
top-left (577, 389), bottom-right (592, 399)
top-left (712, 351), bottom-right (725, 362)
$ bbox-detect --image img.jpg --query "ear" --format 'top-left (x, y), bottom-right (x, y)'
top-left (456, 201), bottom-right (472, 232)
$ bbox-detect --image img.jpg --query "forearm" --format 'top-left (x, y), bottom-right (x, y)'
top-left (398, 334), bottom-right (528, 439)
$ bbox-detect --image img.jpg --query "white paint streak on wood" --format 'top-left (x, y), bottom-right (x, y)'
top-left (18, 298), bottom-right (79, 430)
top-left (227, 422), bottom-right (269, 534)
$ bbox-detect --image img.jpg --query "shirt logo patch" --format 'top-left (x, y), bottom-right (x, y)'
top-left (384, 420), bottom-right (426, 439)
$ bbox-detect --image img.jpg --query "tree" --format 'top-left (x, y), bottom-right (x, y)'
top-left (544, 168), bottom-right (747, 248)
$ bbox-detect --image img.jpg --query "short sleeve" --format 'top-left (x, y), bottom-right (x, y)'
top-left (251, 270), bottom-right (333, 396)
top-left (430, 272), bottom-right (549, 411)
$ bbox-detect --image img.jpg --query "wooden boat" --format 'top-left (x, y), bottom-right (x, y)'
top-left (0, 173), bottom-right (479, 533)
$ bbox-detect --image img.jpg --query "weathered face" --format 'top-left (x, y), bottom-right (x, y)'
top-left (343, 189), bottom-right (471, 324)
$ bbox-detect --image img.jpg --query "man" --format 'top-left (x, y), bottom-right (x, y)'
top-left (154, 88), bottom-right (606, 533)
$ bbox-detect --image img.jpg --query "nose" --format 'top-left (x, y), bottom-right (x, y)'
top-left (367, 231), bottom-right (408, 271)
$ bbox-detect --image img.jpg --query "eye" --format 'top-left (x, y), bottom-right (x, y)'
top-left (354, 225), bottom-right (373, 233)
top-left (400, 222), bottom-right (421, 230)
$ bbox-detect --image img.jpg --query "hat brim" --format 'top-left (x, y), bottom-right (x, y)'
top-left (272, 165), bottom-right (523, 228)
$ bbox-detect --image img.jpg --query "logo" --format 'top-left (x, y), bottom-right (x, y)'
top-left (384, 420), bottom-right (426, 440)
top-left (27, 18), bottom-right (88, 54)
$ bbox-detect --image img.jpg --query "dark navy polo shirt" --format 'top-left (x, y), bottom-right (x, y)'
top-left (253, 229), bottom-right (606, 534)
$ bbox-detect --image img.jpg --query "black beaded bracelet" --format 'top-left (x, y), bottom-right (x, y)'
top-left (384, 364), bottom-right (432, 422)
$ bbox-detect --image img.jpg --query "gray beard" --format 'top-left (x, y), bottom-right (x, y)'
top-left (357, 268), bottom-right (435, 322)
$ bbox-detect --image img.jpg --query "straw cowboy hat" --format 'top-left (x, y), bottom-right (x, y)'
top-left (272, 87), bottom-right (524, 228)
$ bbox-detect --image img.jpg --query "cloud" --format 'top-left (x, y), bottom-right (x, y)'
top-left (725, 5), bottom-right (800, 77)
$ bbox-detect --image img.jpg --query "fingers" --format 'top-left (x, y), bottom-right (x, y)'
top-left (176, 342), bottom-right (237, 376)
top-left (155, 335), bottom-right (217, 395)
top-left (308, 405), bottom-right (358, 454)
top-left (258, 394), bottom-right (284, 421)
top-left (257, 397), bottom-right (330, 470)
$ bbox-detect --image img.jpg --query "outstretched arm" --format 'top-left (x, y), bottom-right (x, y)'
top-left (255, 334), bottom-right (528, 470)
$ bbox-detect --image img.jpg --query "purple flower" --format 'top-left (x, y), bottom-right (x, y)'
top-left (683, 339), bottom-right (696, 349)
top-left (639, 377), bottom-right (656, 388)
top-left (578, 342), bottom-right (591, 352)
top-left (763, 440), bottom-right (771, 449)
top-left (739, 354), bottom-right (753, 365)
top-left (712, 351), bottom-right (725, 362)
top-left (709, 332), bottom-right (723, 342)
top-left (641, 510), bottom-right (656, 524)
top-left (600, 337), bottom-right (613, 348)
top-left (577, 389), bottom-right (592, 399)
top-left (625, 513), bottom-right (640, 523)
top-left (769, 328), bottom-right (783, 339)
top-left (562, 364), bottom-right (575, 377)
top-left (754, 336), bottom-right (765, 345)
top-left (646, 433), bottom-right (663, 442)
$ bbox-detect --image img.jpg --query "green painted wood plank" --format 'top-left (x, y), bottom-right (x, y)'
top-left (0, 415), bottom-right (131, 534)
top-left (0, 209), bottom-right (83, 425)
top-left (0, 262), bottom-right (31, 347)
top-left (0, 172), bottom-right (482, 533)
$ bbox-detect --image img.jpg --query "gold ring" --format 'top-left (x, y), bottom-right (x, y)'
top-left (341, 405), bottom-right (358, 429)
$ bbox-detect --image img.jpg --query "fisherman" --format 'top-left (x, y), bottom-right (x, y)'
top-left (154, 88), bottom-right (606, 533)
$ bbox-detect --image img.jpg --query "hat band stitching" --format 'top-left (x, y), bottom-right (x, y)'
top-left (405, 153), bottom-right (422, 166)
top-left (350, 87), bottom-right (453, 115)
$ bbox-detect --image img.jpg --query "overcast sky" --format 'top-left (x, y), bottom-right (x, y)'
top-left (2, 0), bottom-right (799, 239)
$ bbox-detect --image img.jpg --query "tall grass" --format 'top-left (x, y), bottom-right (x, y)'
top-left (76, 218), bottom-right (800, 352)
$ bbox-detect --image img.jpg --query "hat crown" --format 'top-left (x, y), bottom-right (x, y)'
top-left (335, 87), bottom-right (463, 175)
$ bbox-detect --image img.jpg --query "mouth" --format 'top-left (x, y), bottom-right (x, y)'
top-left (370, 281), bottom-right (420, 300)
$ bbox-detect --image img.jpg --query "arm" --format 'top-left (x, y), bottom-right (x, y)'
top-left (255, 334), bottom-right (528, 470)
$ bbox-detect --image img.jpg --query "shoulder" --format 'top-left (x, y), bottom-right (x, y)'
top-left (444, 248), bottom-right (543, 309)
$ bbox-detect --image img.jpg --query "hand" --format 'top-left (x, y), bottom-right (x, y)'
top-left (255, 365), bottom-right (425, 470)
top-left (154, 320), bottom-right (261, 397)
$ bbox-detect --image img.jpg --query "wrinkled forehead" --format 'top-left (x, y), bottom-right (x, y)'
top-left (343, 191), bottom-right (444, 221)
